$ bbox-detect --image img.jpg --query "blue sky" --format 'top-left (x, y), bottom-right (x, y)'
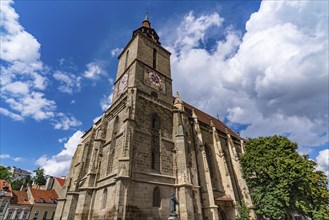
top-left (1, 1), bottom-right (328, 177)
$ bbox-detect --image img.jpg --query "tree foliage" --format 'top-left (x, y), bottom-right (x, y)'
top-left (241, 136), bottom-right (329, 219)
top-left (236, 201), bottom-right (250, 220)
top-left (0, 165), bottom-right (12, 182)
top-left (33, 167), bottom-right (46, 186)
top-left (11, 174), bottom-right (33, 190)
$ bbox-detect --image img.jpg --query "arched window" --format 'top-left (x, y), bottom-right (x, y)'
top-left (153, 48), bottom-right (157, 69)
top-left (151, 114), bottom-right (160, 171)
top-left (125, 50), bottom-right (129, 70)
top-left (151, 114), bottom-right (159, 130)
top-left (151, 91), bottom-right (158, 99)
top-left (107, 116), bottom-right (119, 174)
top-left (101, 188), bottom-right (107, 209)
top-left (204, 143), bottom-right (218, 190)
top-left (152, 187), bottom-right (161, 207)
top-left (113, 116), bottom-right (119, 135)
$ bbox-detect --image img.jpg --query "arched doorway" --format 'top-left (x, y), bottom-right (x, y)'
top-left (218, 206), bottom-right (227, 220)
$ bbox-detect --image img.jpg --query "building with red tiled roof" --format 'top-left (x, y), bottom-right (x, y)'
top-left (54, 178), bottom-right (65, 188)
top-left (1, 176), bottom-right (64, 220)
top-left (0, 180), bottom-right (13, 220)
top-left (2, 190), bottom-right (32, 220)
top-left (27, 187), bottom-right (58, 220)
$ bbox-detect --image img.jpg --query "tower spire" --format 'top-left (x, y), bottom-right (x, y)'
top-left (144, 9), bottom-right (149, 22)
top-left (142, 9), bottom-right (151, 28)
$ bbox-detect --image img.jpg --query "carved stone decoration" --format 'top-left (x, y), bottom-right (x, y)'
top-left (223, 160), bottom-right (229, 176)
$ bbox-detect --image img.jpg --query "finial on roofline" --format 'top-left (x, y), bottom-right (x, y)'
top-left (144, 9), bottom-right (149, 21)
top-left (142, 9), bottom-right (151, 28)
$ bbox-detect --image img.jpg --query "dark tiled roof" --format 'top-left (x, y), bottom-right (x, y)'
top-left (183, 102), bottom-right (241, 139)
top-left (30, 188), bottom-right (58, 204)
top-left (55, 178), bottom-right (65, 187)
top-left (12, 190), bottom-right (31, 205)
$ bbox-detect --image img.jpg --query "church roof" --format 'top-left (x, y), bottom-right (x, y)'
top-left (183, 102), bottom-right (241, 140)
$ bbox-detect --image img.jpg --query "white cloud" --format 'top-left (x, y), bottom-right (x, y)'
top-left (0, 107), bottom-right (23, 121)
top-left (53, 71), bottom-right (81, 94)
top-left (93, 114), bottom-right (103, 123)
top-left (0, 154), bottom-right (11, 159)
top-left (111, 48), bottom-right (122, 57)
top-left (316, 149), bottom-right (329, 177)
top-left (36, 130), bottom-right (83, 177)
top-left (100, 91), bottom-right (113, 111)
top-left (0, 1), bottom-right (81, 130)
top-left (58, 137), bottom-right (67, 143)
top-left (52, 113), bottom-right (82, 131)
top-left (174, 11), bottom-right (223, 51)
top-left (5, 92), bottom-right (56, 121)
top-left (164, 1), bottom-right (328, 148)
top-left (84, 62), bottom-right (106, 79)
top-left (0, 153), bottom-right (23, 162)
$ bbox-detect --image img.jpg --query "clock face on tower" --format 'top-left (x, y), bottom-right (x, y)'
top-left (143, 67), bottom-right (166, 94)
top-left (116, 72), bottom-right (128, 96)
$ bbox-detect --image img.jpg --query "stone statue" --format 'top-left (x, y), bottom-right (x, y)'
top-left (169, 192), bottom-right (179, 216)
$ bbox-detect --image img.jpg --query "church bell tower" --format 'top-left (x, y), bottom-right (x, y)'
top-left (55, 11), bottom-right (255, 220)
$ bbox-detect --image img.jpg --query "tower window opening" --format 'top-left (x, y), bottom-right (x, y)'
top-left (152, 114), bottom-right (159, 130)
top-left (125, 50), bottom-right (129, 70)
top-left (153, 48), bottom-right (157, 69)
top-left (153, 187), bottom-right (161, 207)
top-left (151, 114), bottom-right (160, 170)
top-left (151, 91), bottom-right (158, 99)
top-left (101, 188), bottom-right (108, 209)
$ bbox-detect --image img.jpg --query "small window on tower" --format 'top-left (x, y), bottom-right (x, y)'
top-left (125, 50), bottom-right (129, 70)
top-left (151, 91), bottom-right (158, 99)
top-left (153, 48), bottom-right (157, 69)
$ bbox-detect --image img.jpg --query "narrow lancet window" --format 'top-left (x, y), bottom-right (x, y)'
top-left (153, 187), bottom-right (161, 207)
top-left (101, 188), bottom-right (107, 209)
top-left (153, 48), bottom-right (157, 69)
top-left (151, 114), bottom-right (160, 171)
top-left (125, 50), bottom-right (129, 70)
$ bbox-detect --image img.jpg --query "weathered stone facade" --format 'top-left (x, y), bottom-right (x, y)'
top-left (55, 17), bottom-right (255, 220)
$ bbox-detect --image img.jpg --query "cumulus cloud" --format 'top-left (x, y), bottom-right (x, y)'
top-left (0, 0), bottom-right (81, 130)
top-left (84, 62), bottom-right (106, 79)
top-left (36, 130), bottom-right (83, 177)
top-left (0, 153), bottom-right (23, 162)
top-left (93, 114), bottom-right (103, 123)
top-left (174, 11), bottom-right (223, 51)
top-left (100, 91), bottom-right (113, 111)
top-left (53, 71), bottom-right (81, 94)
top-left (111, 48), bottom-right (122, 57)
top-left (52, 113), bottom-right (82, 131)
top-left (316, 149), bottom-right (329, 177)
top-left (164, 1), bottom-right (328, 148)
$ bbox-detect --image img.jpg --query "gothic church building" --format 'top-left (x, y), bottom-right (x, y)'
top-left (55, 16), bottom-right (255, 220)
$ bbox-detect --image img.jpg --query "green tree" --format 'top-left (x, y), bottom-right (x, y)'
top-left (236, 201), bottom-right (250, 220)
top-left (11, 179), bottom-right (24, 190)
top-left (23, 174), bottom-right (33, 187)
top-left (240, 136), bottom-right (329, 219)
top-left (11, 174), bottom-right (33, 190)
top-left (33, 167), bottom-right (46, 186)
top-left (0, 165), bottom-right (12, 182)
